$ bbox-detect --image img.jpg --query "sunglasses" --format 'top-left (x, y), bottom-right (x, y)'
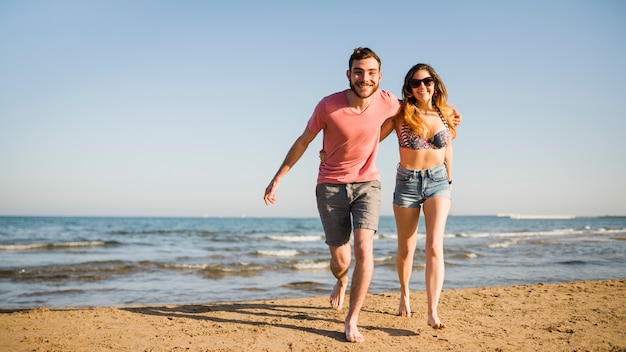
top-left (408, 77), bottom-right (435, 88)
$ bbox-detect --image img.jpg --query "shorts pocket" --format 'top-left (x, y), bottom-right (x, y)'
top-left (396, 171), bottom-right (413, 183)
top-left (429, 166), bottom-right (448, 182)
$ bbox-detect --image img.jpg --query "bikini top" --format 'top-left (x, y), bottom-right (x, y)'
top-left (398, 106), bottom-right (450, 150)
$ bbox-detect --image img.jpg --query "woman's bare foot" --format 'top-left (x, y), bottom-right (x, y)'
top-left (397, 293), bottom-right (411, 317)
top-left (330, 280), bottom-right (346, 310)
top-left (428, 314), bottom-right (446, 329)
top-left (345, 320), bottom-right (365, 343)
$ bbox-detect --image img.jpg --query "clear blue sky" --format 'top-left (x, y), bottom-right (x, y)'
top-left (1, 0), bottom-right (625, 217)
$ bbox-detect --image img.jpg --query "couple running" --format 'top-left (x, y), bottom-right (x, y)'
top-left (264, 47), bottom-right (461, 343)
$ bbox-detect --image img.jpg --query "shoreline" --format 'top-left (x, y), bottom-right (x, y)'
top-left (1, 279), bottom-right (624, 351)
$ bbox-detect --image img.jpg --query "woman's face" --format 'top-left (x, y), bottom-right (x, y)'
top-left (408, 69), bottom-right (435, 104)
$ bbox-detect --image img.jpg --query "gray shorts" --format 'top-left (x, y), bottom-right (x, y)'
top-left (315, 180), bottom-right (381, 246)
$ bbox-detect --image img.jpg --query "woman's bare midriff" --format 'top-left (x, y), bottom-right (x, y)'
top-left (398, 147), bottom-right (446, 170)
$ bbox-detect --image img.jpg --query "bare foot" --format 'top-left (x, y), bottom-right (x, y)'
top-left (329, 280), bottom-right (346, 310)
top-left (397, 293), bottom-right (411, 317)
top-left (428, 314), bottom-right (446, 329)
top-left (345, 320), bottom-right (365, 343)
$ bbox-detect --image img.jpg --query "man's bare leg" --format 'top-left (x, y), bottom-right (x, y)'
top-left (344, 228), bottom-right (374, 343)
top-left (330, 279), bottom-right (347, 310)
top-left (329, 243), bottom-right (351, 310)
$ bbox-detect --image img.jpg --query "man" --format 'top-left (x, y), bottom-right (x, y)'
top-left (264, 47), bottom-right (400, 343)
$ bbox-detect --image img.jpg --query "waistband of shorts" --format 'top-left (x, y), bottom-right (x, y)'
top-left (397, 163), bottom-right (445, 175)
top-left (317, 179), bottom-right (380, 186)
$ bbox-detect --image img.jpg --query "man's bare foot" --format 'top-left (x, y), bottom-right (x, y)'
top-left (428, 314), bottom-right (446, 329)
top-left (330, 280), bottom-right (346, 310)
top-left (345, 321), bottom-right (365, 343)
top-left (397, 293), bottom-right (411, 317)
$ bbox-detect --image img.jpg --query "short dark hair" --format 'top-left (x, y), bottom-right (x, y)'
top-left (349, 47), bottom-right (381, 71)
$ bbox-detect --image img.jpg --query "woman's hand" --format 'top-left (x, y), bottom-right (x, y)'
top-left (319, 149), bottom-right (327, 162)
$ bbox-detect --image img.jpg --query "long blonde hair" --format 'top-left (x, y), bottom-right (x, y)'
top-left (400, 63), bottom-right (457, 139)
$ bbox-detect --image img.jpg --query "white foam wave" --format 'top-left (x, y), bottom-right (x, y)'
top-left (220, 264), bottom-right (265, 272)
top-left (488, 239), bottom-right (519, 248)
top-left (593, 227), bottom-right (626, 234)
top-left (268, 235), bottom-right (323, 242)
top-left (292, 261), bottom-right (328, 270)
top-left (374, 255), bottom-right (394, 262)
top-left (0, 241), bottom-right (107, 251)
top-left (455, 228), bottom-right (588, 239)
top-left (165, 263), bottom-right (211, 270)
top-left (256, 249), bottom-right (299, 257)
top-left (375, 233), bottom-right (399, 240)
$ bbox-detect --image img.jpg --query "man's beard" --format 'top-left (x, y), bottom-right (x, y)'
top-left (349, 81), bottom-right (378, 99)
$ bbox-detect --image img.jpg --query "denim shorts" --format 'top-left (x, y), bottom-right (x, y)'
top-left (315, 180), bottom-right (381, 246)
top-left (393, 163), bottom-right (451, 209)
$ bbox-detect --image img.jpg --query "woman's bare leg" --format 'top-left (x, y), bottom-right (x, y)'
top-left (422, 197), bottom-right (450, 328)
top-left (393, 204), bottom-right (420, 317)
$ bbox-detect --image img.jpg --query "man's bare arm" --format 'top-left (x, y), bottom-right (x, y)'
top-left (264, 127), bottom-right (317, 205)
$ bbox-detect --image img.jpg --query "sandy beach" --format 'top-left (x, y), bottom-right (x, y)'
top-left (1, 279), bottom-right (624, 351)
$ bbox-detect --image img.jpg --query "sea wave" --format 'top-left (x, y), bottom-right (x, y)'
top-left (160, 262), bottom-right (269, 278)
top-left (267, 235), bottom-right (323, 242)
top-left (199, 262), bottom-right (268, 279)
top-left (255, 249), bottom-right (300, 257)
top-left (376, 233), bottom-right (400, 240)
top-left (0, 240), bottom-right (113, 251)
top-left (374, 255), bottom-right (394, 262)
top-left (292, 260), bottom-right (328, 270)
top-left (0, 260), bottom-right (138, 281)
top-left (448, 251), bottom-right (479, 259)
top-left (24, 289), bottom-right (86, 297)
top-left (162, 263), bottom-right (212, 270)
top-left (488, 239), bottom-right (520, 248)
top-left (449, 228), bottom-right (590, 239)
top-left (594, 227), bottom-right (626, 234)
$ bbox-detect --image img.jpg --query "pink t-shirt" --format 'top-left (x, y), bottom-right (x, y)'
top-left (307, 89), bottom-right (401, 184)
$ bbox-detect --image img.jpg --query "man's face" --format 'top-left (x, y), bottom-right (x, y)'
top-left (347, 57), bottom-right (381, 99)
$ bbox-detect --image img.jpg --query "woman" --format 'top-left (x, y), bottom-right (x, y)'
top-left (389, 63), bottom-right (458, 329)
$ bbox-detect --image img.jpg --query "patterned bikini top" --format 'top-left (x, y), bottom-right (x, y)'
top-left (398, 106), bottom-right (450, 150)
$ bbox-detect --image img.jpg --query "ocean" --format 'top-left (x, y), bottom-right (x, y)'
top-left (1, 215), bottom-right (625, 309)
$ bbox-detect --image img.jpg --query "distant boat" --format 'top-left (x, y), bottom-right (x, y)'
top-left (497, 213), bottom-right (576, 220)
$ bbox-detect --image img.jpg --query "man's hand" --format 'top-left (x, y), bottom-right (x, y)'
top-left (452, 108), bottom-right (462, 126)
top-left (264, 180), bottom-right (279, 205)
